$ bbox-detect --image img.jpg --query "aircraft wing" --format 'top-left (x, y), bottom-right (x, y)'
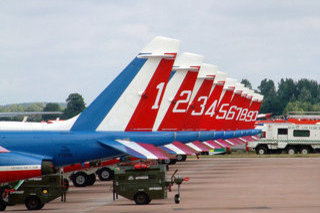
top-left (98, 139), bottom-right (169, 160)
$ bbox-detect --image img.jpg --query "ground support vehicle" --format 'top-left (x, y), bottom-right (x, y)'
top-left (0, 174), bottom-right (67, 211)
top-left (113, 162), bottom-right (187, 205)
top-left (208, 148), bottom-right (227, 155)
top-left (249, 123), bottom-right (320, 155)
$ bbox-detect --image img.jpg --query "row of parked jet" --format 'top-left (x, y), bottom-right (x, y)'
top-left (0, 36), bottom-right (263, 185)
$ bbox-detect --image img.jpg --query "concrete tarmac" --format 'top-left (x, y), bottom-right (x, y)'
top-left (6, 157), bottom-right (320, 213)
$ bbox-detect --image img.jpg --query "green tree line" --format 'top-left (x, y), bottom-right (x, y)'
top-left (242, 78), bottom-right (320, 115)
top-left (0, 93), bottom-right (85, 122)
top-left (2, 79), bottom-right (319, 120)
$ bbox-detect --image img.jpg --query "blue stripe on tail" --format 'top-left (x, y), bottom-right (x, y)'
top-left (71, 57), bottom-right (147, 131)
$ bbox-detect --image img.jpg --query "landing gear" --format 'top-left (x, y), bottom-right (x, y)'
top-left (86, 174), bottom-right (96, 186)
top-left (71, 172), bottom-right (88, 187)
top-left (97, 168), bottom-right (114, 181)
top-left (176, 155), bottom-right (187, 162)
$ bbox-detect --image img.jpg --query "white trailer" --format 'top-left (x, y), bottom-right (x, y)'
top-left (248, 123), bottom-right (320, 154)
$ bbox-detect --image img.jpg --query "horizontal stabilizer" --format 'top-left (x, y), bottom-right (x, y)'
top-left (203, 141), bottom-right (222, 149)
top-left (98, 140), bottom-right (168, 160)
top-left (186, 141), bottom-right (211, 152)
top-left (214, 139), bottom-right (231, 148)
top-left (162, 141), bottom-right (197, 155)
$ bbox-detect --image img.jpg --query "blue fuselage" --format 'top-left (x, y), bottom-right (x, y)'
top-left (0, 129), bottom-right (260, 167)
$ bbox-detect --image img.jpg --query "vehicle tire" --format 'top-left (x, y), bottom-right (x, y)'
top-left (97, 168), bottom-right (114, 181)
top-left (38, 203), bottom-right (45, 210)
top-left (25, 196), bottom-right (43, 210)
top-left (287, 147), bottom-right (297, 155)
top-left (174, 194), bottom-right (180, 204)
top-left (134, 192), bottom-right (150, 205)
top-left (0, 200), bottom-right (6, 211)
top-left (300, 147), bottom-right (310, 155)
top-left (86, 174), bottom-right (96, 186)
top-left (256, 146), bottom-right (268, 155)
top-left (176, 155), bottom-right (186, 162)
top-left (71, 172), bottom-right (88, 187)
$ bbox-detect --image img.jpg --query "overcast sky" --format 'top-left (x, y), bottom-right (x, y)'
top-left (1, 0), bottom-right (320, 105)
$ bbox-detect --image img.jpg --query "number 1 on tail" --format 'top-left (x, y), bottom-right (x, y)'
top-left (152, 82), bottom-right (165, 109)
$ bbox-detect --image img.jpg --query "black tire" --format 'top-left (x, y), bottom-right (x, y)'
top-left (0, 200), bottom-right (6, 211)
top-left (25, 196), bottom-right (43, 210)
top-left (300, 147), bottom-right (310, 155)
top-left (174, 194), bottom-right (180, 204)
top-left (169, 159), bottom-right (177, 165)
top-left (134, 192), bottom-right (150, 205)
top-left (286, 146), bottom-right (297, 155)
top-left (176, 155), bottom-right (186, 162)
top-left (256, 146), bottom-right (268, 155)
top-left (97, 168), bottom-right (114, 181)
top-left (163, 159), bottom-right (171, 164)
top-left (71, 172), bottom-right (88, 187)
top-left (86, 174), bottom-right (96, 186)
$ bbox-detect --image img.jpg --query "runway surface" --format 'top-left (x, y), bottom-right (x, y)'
top-left (6, 157), bottom-right (320, 213)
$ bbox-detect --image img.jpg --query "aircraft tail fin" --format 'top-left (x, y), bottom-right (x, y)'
top-left (71, 36), bottom-right (180, 131)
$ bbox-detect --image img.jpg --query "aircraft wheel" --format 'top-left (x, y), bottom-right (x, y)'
top-left (86, 174), bottom-right (96, 186)
top-left (174, 194), bottom-right (180, 204)
top-left (97, 168), bottom-right (114, 181)
top-left (25, 196), bottom-right (43, 210)
top-left (71, 172), bottom-right (88, 187)
top-left (134, 192), bottom-right (150, 205)
top-left (177, 155), bottom-right (187, 161)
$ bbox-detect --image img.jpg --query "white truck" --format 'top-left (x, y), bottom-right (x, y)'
top-left (248, 123), bottom-right (320, 155)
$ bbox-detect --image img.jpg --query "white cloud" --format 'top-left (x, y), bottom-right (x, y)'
top-left (0, 0), bottom-right (320, 104)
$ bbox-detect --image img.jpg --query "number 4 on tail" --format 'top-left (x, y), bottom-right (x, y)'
top-left (204, 100), bottom-right (218, 117)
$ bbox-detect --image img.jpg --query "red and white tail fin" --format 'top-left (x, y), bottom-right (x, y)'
top-left (198, 71), bottom-right (227, 130)
top-left (153, 52), bottom-right (203, 131)
top-left (211, 78), bottom-right (237, 131)
top-left (236, 89), bottom-right (254, 130)
top-left (225, 83), bottom-right (245, 130)
top-left (124, 38), bottom-right (181, 131)
top-left (71, 36), bottom-right (180, 131)
top-left (245, 93), bottom-right (264, 129)
top-left (182, 63), bottom-right (218, 131)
